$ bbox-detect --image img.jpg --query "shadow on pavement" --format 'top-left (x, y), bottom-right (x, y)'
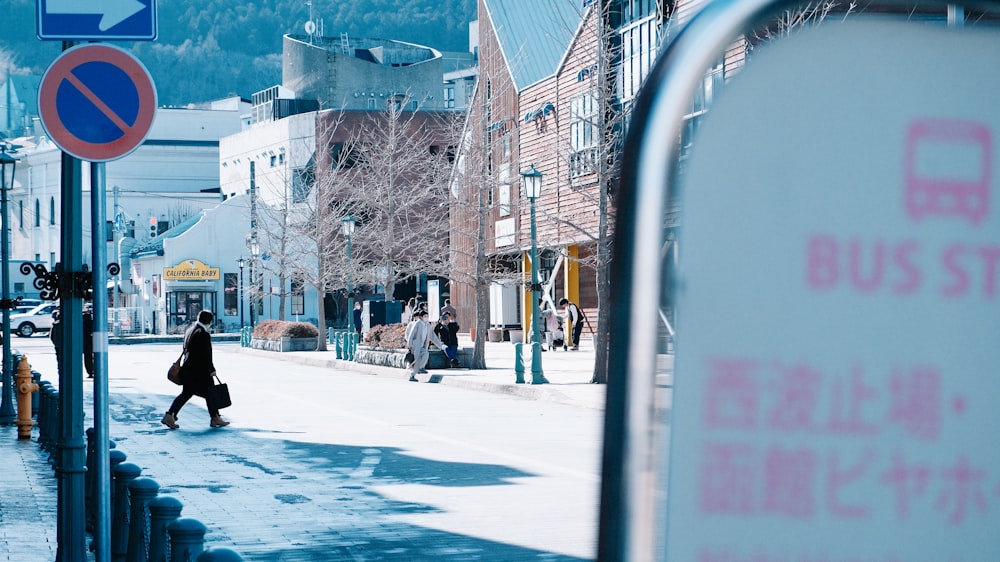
top-left (104, 397), bottom-right (588, 561)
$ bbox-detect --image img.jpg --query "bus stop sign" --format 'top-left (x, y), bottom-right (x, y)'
top-left (665, 21), bottom-right (1000, 561)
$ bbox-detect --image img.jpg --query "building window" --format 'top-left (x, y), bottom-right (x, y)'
top-left (367, 98), bottom-right (376, 110)
top-left (224, 273), bottom-right (238, 316)
top-left (50, 252), bottom-right (55, 267)
top-left (291, 278), bottom-right (305, 316)
top-left (18, 201), bottom-right (22, 228)
top-left (569, 91), bottom-right (600, 177)
top-left (618, 2), bottom-right (661, 106)
top-left (444, 86), bottom-right (456, 109)
top-left (269, 155), bottom-right (277, 167)
top-left (50, 197), bottom-right (55, 225)
top-left (681, 59), bottom-right (725, 158)
top-left (34, 199), bottom-right (40, 227)
top-left (292, 166), bottom-right (313, 203)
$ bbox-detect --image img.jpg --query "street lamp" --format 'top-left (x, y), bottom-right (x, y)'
top-left (341, 215), bottom-right (356, 331)
top-left (237, 257), bottom-right (246, 328)
top-left (0, 146), bottom-right (18, 423)
top-left (248, 235), bottom-right (260, 327)
top-left (521, 165), bottom-right (547, 384)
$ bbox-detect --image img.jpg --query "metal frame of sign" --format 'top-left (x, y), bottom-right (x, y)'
top-left (36, 0), bottom-right (158, 41)
top-left (598, 0), bottom-right (1000, 560)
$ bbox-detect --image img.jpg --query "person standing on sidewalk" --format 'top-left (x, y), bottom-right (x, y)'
top-left (161, 310), bottom-right (230, 429)
top-left (83, 304), bottom-right (95, 378)
top-left (405, 309), bottom-right (447, 381)
top-left (440, 298), bottom-right (457, 321)
top-left (352, 302), bottom-right (363, 334)
top-left (50, 308), bottom-right (62, 374)
top-left (558, 298), bottom-right (584, 351)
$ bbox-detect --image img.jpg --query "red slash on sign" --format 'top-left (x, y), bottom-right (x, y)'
top-left (38, 43), bottom-right (156, 162)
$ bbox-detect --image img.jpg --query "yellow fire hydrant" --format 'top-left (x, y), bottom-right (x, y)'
top-left (15, 355), bottom-right (38, 440)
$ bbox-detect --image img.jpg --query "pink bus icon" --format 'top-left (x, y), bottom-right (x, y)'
top-left (904, 118), bottom-right (992, 225)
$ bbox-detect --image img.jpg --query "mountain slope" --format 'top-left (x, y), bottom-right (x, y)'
top-left (0, 0), bottom-right (476, 106)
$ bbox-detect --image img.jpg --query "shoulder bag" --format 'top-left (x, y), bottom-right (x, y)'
top-left (167, 348), bottom-right (187, 385)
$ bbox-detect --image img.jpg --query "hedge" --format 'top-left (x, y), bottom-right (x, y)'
top-left (251, 320), bottom-right (319, 339)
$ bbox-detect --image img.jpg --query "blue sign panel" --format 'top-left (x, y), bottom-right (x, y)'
top-left (39, 44), bottom-right (157, 162)
top-left (36, 0), bottom-right (157, 41)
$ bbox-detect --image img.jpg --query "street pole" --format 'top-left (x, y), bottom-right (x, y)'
top-left (346, 234), bottom-right (353, 329)
top-left (91, 162), bottom-right (111, 562)
top-left (58, 58), bottom-right (87, 558)
top-left (521, 165), bottom-right (547, 385)
top-left (238, 257), bottom-right (245, 328)
top-left (0, 146), bottom-right (17, 425)
top-left (341, 216), bottom-right (356, 331)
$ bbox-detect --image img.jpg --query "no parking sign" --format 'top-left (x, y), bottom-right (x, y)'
top-left (38, 44), bottom-right (156, 162)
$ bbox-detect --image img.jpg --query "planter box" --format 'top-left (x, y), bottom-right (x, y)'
top-left (250, 336), bottom-right (319, 352)
top-left (508, 329), bottom-right (524, 344)
top-left (354, 345), bottom-right (472, 369)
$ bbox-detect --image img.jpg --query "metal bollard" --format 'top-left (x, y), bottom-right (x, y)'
top-left (86, 428), bottom-right (96, 531)
top-left (15, 355), bottom-right (39, 439)
top-left (335, 330), bottom-right (343, 359)
top-left (148, 496), bottom-right (183, 562)
top-left (30, 370), bottom-right (40, 416)
top-left (36, 381), bottom-right (52, 449)
top-left (126, 477), bottom-right (160, 562)
top-left (529, 342), bottom-right (549, 385)
top-left (327, 327), bottom-right (335, 345)
top-left (514, 342), bottom-right (525, 384)
top-left (167, 518), bottom-right (207, 562)
top-left (341, 332), bottom-right (350, 360)
top-left (197, 547), bottom-right (244, 561)
top-left (109, 449), bottom-right (127, 506)
top-left (111, 462), bottom-right (142, 562)
top-left (351, 332), bottom-right (360, 361)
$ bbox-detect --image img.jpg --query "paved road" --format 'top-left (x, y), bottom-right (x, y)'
top-left (9, 337), bottom-right (604, 561)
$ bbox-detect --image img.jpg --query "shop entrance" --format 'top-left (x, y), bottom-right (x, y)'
top-left (167, 291), bottom-right (217, 333)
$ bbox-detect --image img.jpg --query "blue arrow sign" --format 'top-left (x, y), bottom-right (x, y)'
top-left (37, 0), bottom-right (157, 41)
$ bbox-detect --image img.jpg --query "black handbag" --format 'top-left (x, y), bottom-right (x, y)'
top-left (208, 373), bottom-right (232, 409)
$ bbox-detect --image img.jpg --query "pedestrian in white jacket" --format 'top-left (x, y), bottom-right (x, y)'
top-left (405, 309), bottom-right (447, 381)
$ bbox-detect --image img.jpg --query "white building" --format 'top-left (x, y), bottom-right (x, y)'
top-left (128, 194), bottom-right (255, 335)
top-left (6, 98), bottom-right (248, 310)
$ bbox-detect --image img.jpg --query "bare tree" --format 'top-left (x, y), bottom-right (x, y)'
top-left (319, 95), bottom-right (458, 303)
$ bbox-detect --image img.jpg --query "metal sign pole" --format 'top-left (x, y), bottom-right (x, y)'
top-left (91, 162), bottom-right (111, 562)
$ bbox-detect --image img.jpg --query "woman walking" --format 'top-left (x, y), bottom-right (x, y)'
top-left (161, 310), bottom-right (230, 429)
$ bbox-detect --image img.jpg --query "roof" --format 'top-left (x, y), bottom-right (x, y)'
top-left (130, 213), bottom-right (204, 257)
top-left (8, 75), bottom-right (41, 115)
top-left (483, 0), bottom-right (586, 91)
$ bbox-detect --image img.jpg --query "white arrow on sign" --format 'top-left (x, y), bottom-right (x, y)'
top-left (46, 0), bottom-right (146, 32)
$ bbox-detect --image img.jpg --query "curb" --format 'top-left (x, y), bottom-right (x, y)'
top-left (236, 346), bottom-right (606, 410)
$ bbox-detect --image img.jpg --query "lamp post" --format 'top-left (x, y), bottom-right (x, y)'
top-left (248, 235), bottom-right (259, 327)
top-left (237, 257), bottom-right (246, 328)
top-left (521, 165), bottom-right (547, 384)
top-left (0, 146), bottom-right (17, 423)
top-left (341, 215), bottom-right (356, 330)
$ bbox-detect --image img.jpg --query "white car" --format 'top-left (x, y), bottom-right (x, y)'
top-left (10, 303), bottom-right (59, 337)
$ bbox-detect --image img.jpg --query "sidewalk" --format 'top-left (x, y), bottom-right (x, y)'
top-left (246, 335), bottom-right (610, 411)
top-left (0, 336), bottom-right (622, 561)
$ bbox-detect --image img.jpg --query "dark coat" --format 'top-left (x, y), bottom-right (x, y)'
top-left (180, 323), bottom-right (216, 398)
top-left (434, 320), bottom-right (459, 348)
